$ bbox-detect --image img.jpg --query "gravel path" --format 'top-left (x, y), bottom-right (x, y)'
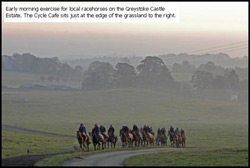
top-left (61, 148), bottom-right (183, 166)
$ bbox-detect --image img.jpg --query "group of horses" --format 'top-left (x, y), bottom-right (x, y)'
top-left (168, 130), bottom-right (186, 148)
top-left (77, 127), bottom-right (186, 152)
top-left (119, 129), bottom-right (155, 148)
top-left (77, 131), bottom-right (118, 151)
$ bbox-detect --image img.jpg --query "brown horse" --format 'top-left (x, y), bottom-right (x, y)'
top-left (148, 133), bottom-right (155, 145)
top-left (120, 129), bottom-right (130, 147)
top-left (128, 132), bottom-right (134, 148)
top-left (176, 134), bottom-right (182, 148)
top-left (181, 135), bottom-right (186, 147)
top-left (142, 131), bottom-right (150, 146)
top-left (132, 131), bottom-right (143, 147)
top-left (107, 132), bottom-right (118, 149)
top-left (168, 130), bottom-right (175, 147)
top-left (77, 131), bottom-right (90, 151)
top-left (89, 131), bottom-right (106, 150)
top-left (101, 133), bottom-right (109, 149)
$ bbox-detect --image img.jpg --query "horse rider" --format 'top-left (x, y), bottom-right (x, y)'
top-left (170, 125), bottom-right (174, 133)
top-left (133, 124), bottom-right (139, 136)
top-left (93, 123), bottom-right (100, 137)
top-left (122, 124), bottom-right (129, 137)
top-left (157, 128), bottom-right (161, 135)
top-left (140, 127), bottom-right (143, 133)
top-left (108, 124), bottom-right (115, 137)
top-left (174, 127), bottom-right (180, 136)
top-left (180, 128), bottom-right (185, 136)
top-left (79, 123), bottom-right (87, 139)
top-left (146, 125), bottom-right (150, 134)
top-left (150, 126), bottom-right (154, 135)
top-left (161, 127), bottom-right (166, 135)
top-left (100, 125), bottom-right (108, 139)
top-left (143, 125), bottom-right (147, 134)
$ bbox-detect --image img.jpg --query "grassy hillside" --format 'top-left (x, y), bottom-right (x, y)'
top-left (2, 88), bottom-right (248, 148)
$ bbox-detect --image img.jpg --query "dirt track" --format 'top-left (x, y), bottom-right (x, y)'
top-left (61, 148), bottom-right (183, 166)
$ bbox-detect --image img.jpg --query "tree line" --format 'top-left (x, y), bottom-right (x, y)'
top-left (2, 53), bottom-right (82, 82)
top-left (3, 53), bottom-right (247, 96)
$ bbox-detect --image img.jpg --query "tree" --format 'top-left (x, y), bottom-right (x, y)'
top-left (172, 61), bottom-right (195, 73)
top-left (191, 71), bottom-right (213, 90)
top-left (136, 56), bottom-right (174, 89)
top-left (212, 75), bottom-right (226, 89)
top-left (82, 61), bottom-right (114, 90)
top-left (224, 69), bottom-right (239, 89)
top-left (114, 63), bottom-right (137, 88)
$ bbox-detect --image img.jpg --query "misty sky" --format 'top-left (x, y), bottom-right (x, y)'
top-left (2, 2), bottom-right (248, 60)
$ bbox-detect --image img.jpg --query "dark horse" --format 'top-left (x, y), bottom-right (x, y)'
top-left (107, 132), bottom-right (118, 149)
top-left (168, 130), bottom-right (175, 147)
top-left (181, 134), bottom-right (186, 147)
top-left (142, 131), bottom-right (150, 146)
top-left (77, 131), bottom-right (91, 151)
top-left (156, 132), bottom-right (167, 146)
top-left (89, 130), bottom-right (105, 150)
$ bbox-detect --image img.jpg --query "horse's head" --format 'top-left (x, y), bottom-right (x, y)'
top-left (77, 131), bottom-right (81, 138)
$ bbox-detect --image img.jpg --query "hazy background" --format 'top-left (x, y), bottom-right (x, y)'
top-left (2, 2), bottom-right (248, 60)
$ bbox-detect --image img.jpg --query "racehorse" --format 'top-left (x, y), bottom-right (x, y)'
top-left (181, 134), bottom-right (186, 147)
top-left (148, 133), bottom-right (155, 145)
top-left (175, 134), bottom-right (182, 148)
top-left (142, 131), bottom-right (150, 146)
top-left (168, 130), bottom-right (175, 147)
top-left (101, 132), bottom-right (109, 149)
top-left (107, 132), bottom-right (118, 149)
top-left (132, 131), bottom-right (142, 147)
top-left (77, 131), bottom-right (91, 151)
top-left (120, 129), bottom-right (129, 147)
top-left (156, 132), bottom-right (167, 146)
top-left (119, 129), bottom-right (133, 147)
top-left (128, 132), bottom-right (134, 147)
top-left (89, 130), bottom-right (106, 150)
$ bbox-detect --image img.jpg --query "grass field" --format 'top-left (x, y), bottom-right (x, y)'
top-left (123, 148), bottom-right (248, 166)
top-left (2, 79), bottom-right (248, 165)
top-left (2, 71), bottom-right (80, 88)
top-left (2, 88), bottom-right (248, 145)
top-left (2, 130), bottom-right (78, 159)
